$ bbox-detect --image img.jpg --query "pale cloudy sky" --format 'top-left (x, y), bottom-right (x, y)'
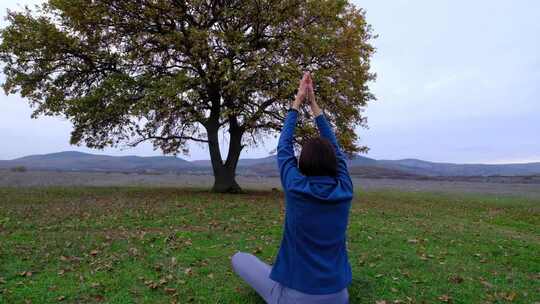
top-left (1, 0), bottom-right (539, 163)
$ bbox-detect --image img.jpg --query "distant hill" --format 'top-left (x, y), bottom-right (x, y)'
top-left (237, 155), bottom-right (411, 178)
top-left (377, 158), bottom-right (540, 176)
top-left (238, 154), bottom-right (540, 178)
top-left (0, 151), bottom-right (202, 173)
top-left (1, 151), bottom-right (540, 178)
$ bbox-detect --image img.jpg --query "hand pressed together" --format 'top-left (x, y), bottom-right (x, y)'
top-left (292, 71), bottom-right (322, 117)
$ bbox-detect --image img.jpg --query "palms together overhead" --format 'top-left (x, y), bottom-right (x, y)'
top-left (293, 71), bottom-right (322, 116)
top-left (294, 72), bottom-right (314, 105)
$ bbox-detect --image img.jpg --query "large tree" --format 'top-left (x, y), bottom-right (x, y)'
top-left (0, 0), bottom-right (376, 192)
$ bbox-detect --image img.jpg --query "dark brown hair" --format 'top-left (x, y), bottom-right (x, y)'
top-left (299, 137), bottom-right (337, 177)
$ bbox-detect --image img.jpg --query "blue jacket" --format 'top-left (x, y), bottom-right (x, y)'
top-left (269, 109), bottom-right (354, 295)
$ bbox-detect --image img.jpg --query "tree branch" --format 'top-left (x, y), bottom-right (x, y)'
top-left (129, 135), bottom-right (209, 147)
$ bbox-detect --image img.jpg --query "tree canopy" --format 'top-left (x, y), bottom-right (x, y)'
top-left (0, 0), bottom-right (376, 192)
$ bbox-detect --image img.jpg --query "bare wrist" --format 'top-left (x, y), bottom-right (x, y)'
top-left (310, 102), bottom-right (322, 117)
top-left (292, 96), bottom-right (302, 109)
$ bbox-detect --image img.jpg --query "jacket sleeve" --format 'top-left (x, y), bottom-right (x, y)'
top-left (315, 113), bottom-right (353, 192)
top-left (277, 109), bottom-right (303, 190)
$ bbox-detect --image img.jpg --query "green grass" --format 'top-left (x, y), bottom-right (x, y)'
top-left (0, 187), bottom-right (538, 303)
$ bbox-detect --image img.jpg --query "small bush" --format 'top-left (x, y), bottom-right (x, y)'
top-left (10, 166), bottom-right (27, 172)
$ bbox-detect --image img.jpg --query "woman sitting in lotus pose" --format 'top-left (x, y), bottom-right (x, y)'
top-left (231, 71), bottom-right (354, 304)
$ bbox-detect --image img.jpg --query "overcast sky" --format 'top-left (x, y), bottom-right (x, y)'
top-left (1, 0), bottom-right (539, 163)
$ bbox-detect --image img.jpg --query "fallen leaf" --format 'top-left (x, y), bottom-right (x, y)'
top-left (144, 280), bottom-right (158, 289)
top-left (438, 294), bottom-right (452, 303)
top-left (93, 295), bottom-right (105, 302)
top-left (503, 291), bottom-right (517, 301)
top-left (449, 275), bottom-right (463, 284)
top-left (480, 280), bottom-right (494, 289)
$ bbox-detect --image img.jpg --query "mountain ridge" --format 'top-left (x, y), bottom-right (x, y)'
top-left (1, 151), bottom-right (540, 177)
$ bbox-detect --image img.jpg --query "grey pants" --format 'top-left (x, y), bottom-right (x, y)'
top-left (231, 252), bottom-right (349, 304)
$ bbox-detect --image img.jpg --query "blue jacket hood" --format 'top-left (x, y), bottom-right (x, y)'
top-left (290, 175), bottom-right (354, 203)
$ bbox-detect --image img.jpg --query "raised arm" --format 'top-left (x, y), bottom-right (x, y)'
top-left (276, 72), bottom-right (309, 189)
top-left (306, 73), bottom-right (353, 191)
top-left (277, 109), bottom-right (302, 189)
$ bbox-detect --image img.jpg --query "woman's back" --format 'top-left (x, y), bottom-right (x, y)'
top-left (270, 178), bottom-right (353, 294)
top-left (269, 110), bottom-right (354, 295)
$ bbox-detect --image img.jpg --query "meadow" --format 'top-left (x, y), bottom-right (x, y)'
top-left (0, 187), bottom-right (538, 303)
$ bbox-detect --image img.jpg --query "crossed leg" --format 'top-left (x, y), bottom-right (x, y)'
top-left (231, 251), bottom-right (349, 304)
top-left (231, 252), bottom-right (282, 303)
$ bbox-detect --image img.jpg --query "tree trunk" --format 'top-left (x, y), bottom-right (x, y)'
top-left (206, 117), bottom-right (244, 193)
top-left (212, 166), bottom-right (242, 193)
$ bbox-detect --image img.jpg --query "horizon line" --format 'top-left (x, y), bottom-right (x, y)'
top-left (1, 150), bottom-right (539, 166)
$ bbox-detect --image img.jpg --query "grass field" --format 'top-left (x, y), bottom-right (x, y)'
top-left (0, 187), bottom-right (538, 303)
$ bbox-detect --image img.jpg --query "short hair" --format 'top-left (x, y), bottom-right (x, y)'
top-left (298, 137), bottom-right (337, 177)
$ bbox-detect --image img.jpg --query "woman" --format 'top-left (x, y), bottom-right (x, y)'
top-left (231, 71), bottom-right (353, 304)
